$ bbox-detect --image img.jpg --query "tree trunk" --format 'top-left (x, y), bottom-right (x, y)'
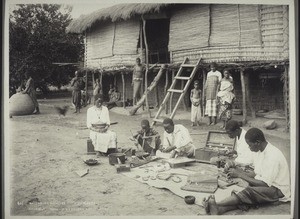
top-left (129, 65), bottom-right (167, 115)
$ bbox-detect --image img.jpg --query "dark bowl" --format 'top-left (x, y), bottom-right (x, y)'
top-left (184, 195), bottom-right (196, 205)
top-left (84, 159), bottom-right (98, 166)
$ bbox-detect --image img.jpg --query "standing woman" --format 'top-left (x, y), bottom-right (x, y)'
top-left (22, 72), bottom-right (40, 114)
top-left (70, 71), bottom-right (82, 113)
top-left (132, 57), bottom-right (145, 105)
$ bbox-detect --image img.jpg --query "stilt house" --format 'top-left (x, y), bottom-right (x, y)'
top-left (67, 3), bottom-right (290, 129)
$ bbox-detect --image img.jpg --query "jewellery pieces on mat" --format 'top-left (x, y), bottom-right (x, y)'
top-left (142, 176), bottom-right (150, 181)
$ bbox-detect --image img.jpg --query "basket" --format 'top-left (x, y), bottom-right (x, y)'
top-left (115, 101), bottom-right (123, 107)
top-left (232, 109), bottom-right (242, 115)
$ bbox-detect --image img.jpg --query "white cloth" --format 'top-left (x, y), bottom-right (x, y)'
top-left (86, 106), bottom-right (117, 153)
top-left (234, 129), bottom-right (255, 165)
top-left (217, 79), bottom-right (235, 104)
top-left (162, 124), bottom-right (193, 149)
top-left (191, 98), bottom-right (202, 122)
top-left (252, 143), bottom-right (290, 201)
top-left (207, 70), bottom-right (222, 82)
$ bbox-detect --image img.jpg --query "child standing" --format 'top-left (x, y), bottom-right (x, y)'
top-left (190, 80), bottom-right (202, 126)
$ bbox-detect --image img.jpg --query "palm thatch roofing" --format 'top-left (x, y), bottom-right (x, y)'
top-left (67, 3), bottom-right (170, 33)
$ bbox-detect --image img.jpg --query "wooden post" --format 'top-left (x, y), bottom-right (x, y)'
top-left (142, 16), bottom-right (151, 117)
top-left (202, 69), bottom-right (206, 116)
top-left (122, 73), bottom-right (125, 108)
top-left (169, 70), bottom-right (175, 113)
top-left (245, 72), bottom-right (256, 118)
top-left (100, 71), bottom-right (103, 95)
top-left (240, 68), bottom-right (247, 124)
top-left (155, 84), bottom-right (159, 108)
top-left (181, 80), bottom-right (188, 111)
top-left (92, 71), bottom-right (95, 88)
top-left (165, 69), bottom-right (169, 114)
top-left (114, 74), bottom-right (117, 88)
top-left (283, 64), bottom-right (289, 131)
top-left (85, 70), bottom-right (88, 105)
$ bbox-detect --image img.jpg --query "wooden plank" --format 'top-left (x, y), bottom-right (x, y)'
top-left (245, 73), bottom-right (256, 118)
top-left (165, 69), bottom-right (169, 114)
top-left (175, 76), bottom-right (190, 80)
top-left (168, 89), bottom-right (184, 93)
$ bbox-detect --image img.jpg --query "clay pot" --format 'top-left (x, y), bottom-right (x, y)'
top-left (9, 93), bottom-right (35, 116)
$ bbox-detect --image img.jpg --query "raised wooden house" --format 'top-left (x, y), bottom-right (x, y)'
top-left (67, 3), bottom-right (290, 129)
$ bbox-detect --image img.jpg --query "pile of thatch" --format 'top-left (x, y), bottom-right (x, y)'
top-left (67, 3), bottom-right (169, 33)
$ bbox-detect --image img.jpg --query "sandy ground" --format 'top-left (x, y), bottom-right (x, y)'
top-left (7, 98), bottom-right (291, 216)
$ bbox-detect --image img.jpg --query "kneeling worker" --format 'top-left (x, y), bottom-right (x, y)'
top-left (158, 118), bottom-right (195, 158)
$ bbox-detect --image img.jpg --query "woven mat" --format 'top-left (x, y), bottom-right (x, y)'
top-left (121, 161), bottom-right (244, 206)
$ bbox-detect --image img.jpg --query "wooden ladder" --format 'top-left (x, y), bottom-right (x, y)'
top-left (152, 57), bottom-right (202, 126)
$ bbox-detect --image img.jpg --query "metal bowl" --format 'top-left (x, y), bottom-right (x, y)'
top-left (184, 195), bottom-right (195, 205)
top-left (84, 159), bottom-right (99, 166)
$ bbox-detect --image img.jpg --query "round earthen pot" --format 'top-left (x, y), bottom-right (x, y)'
top-left (9, 93), bottom-right (35, 116)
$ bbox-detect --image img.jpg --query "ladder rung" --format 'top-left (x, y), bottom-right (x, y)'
top-left (181, 64), bottom-right (196, 68)
top-left (168, 89), bottom-right (184, 93)
top-left (174, 76), bottom-right (191, 80)
top-left (153, 118), bottom-right (164, 123)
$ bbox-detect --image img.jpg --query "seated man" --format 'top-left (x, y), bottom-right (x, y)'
top-left (203, 128), bottom-right (290, 215)
top-left (87, 94), bottom-right (117, 156)
top-left (210, 120), bottom-right (254, 168)
top-left (131, 119), bottom-right (161, 155)
top-left (159, 118), bottom-right (195, 158)
top-left (105, 85), bottom-right (121, 109)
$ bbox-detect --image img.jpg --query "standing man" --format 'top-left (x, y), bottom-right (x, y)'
top-left (71, 71), bottom-right (83, 113)
top-left (22, 73), bottom-right (40, 114)
top-left (132, 57), bottom-right (145, 105)
top-left (159, 118), bottom-right (195, 158)
top-left (203, 128), bottom-right (290, 215)
top-left (204, 62), bottom-right (222, 125)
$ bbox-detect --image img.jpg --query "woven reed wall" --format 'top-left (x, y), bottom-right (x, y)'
top-left (86, 22), bottom-right (114, 59)
top-left (169, 4), bottom-right (209, 51)
top-left (210, 4), bottom-right (239, 46)
top-left (113, 19), bottom-right (140, 55)
top-left (260, 5), bottom-right (284, 48)
top-left (239, 4), bottom-right (261, 46)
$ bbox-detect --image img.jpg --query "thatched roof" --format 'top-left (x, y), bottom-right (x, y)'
top-left (67, 3), bottom-right (169, 33)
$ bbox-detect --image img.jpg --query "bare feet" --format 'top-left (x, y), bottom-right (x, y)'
top-left (197, 121), bottom-right (201, 126)
top-left (191, 122), bottom-right (196, 127)
top-left (202, 195), bottom-right (212, 214)
top-left (207, 195), bottom-right (220, 215)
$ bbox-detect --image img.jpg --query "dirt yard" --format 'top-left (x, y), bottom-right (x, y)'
top-left (7, 97), bottom-right (291, 216)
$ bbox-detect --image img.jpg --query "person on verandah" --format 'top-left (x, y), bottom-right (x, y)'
top-left (202, 127), bottom-right (290, 215)
top-left (204, 62), bottom-right (222, 125)
top-left (190, 80), bottom-right (202, 126)
top-left (217, 69), bottom-right (235, 129)
top-left (71, 71), bottom-right (84, 113)
top-left (86, 94), bottom-right (117, 156)
top-left (130, 119), bottom-right (161, 155)
top-left (132, 57), bottom-right (145, 105)
top-left (158, 118), bottom-right (195, 158)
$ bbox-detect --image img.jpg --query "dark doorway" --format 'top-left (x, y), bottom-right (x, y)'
top-left (145, 19), bottom-right (170, 64)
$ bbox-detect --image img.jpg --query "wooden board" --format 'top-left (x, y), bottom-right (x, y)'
top-left (164, 157), bottom-right (196, 168)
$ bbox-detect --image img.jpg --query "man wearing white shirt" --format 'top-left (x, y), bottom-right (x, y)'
top-left (203, 128), bottom-right (290, 215)
top-left (225, 120), bottom-right (255, 167)
top-left (87, 94), bottom-right (117, 156)
top-left (159, 118), bottom-right (195, 158)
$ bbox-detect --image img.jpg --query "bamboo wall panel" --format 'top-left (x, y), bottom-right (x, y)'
top-left (171, 46), bottom-right (283, 64)
top-left (86, 54), bottom-right (138, 68)
top-left (260, 5), bottom-right (284, 49)
top-left (210, 4), bottom-right (239, 46)
top-left (86, 22), bottom-right (114, 59)
top-left (113, 19), bottom-right (140, 55)
top-left (169, 4), bottom-right (209, 51)
top-left (239, 4), bottom-right (261, 46)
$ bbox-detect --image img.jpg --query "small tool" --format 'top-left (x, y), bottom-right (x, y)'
top-left (115, 158), bottom-right (130, 173)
